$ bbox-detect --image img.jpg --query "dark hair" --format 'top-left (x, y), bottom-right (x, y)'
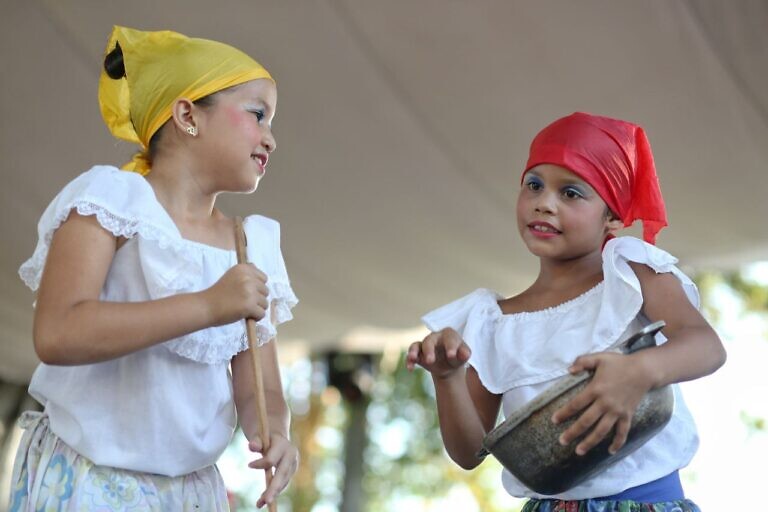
top-left (104, 42), bottom-right (126, 79)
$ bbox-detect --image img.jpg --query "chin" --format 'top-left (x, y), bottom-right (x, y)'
top-left (229, 173), bottom-right (262, 194)
top-left (523, 239), bottom-right (570, 260)
top-left (238, 180), bottom-right (261, 194)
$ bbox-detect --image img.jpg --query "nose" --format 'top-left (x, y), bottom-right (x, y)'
top-left (534, 190), bottom-right (557, 214)
top-left (263, 129), bottom-right (276, 153)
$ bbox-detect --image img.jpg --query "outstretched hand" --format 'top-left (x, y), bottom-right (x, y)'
top-left (248, 433), bottom-right (299, 508)
top-left (551, 351), bottom-right (655, 456)
top-left (406, 328), bottom-right (472, 379)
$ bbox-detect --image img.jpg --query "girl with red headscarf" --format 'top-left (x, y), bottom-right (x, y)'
top-left (407, 113), bottom-right (725, 511)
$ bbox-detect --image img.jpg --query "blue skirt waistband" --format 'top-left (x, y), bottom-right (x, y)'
top-left (597, 470), bottom-right (684, 502)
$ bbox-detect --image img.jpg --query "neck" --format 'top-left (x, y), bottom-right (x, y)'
top-left (145, 153), bottom-right (218, 222)
top-left (533, 250), bottom-right (604, 292)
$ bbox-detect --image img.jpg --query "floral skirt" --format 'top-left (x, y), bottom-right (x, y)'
top-left (521, 498), bottom-right (701, 512)
top-left (8, 411), bottom-right (230, 512)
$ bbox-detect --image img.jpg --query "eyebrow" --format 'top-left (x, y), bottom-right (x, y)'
top-left (252, 99), bottom-right (276, 115)
top-left (524, 170), bottom-right (542, 179)
top-left (526, 169), bottom-right (594, 190)
top-left (245, 99), bottom-right (269, 109)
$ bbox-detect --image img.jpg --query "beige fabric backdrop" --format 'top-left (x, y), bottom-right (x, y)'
top-left (1, 0), bottom-right (766, 382)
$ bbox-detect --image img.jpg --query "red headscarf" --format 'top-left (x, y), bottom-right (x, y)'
top-left (523, 112), bottom-right (667, 244)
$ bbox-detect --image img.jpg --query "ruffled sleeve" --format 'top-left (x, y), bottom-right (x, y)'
top-left (150, 217), bottom-right (298, 364)
top-left (421, 288), bottom-right (502, 361)
top-left (602, 236), bottom-right (699, 312)
top-left (19, 165), bottom-right (194, 292)
top-left (245, 216), bottom-right (298, 343)
top-left (418, 238), bottom-right (700, 395)
top-left (18, 165), bottom-right (298, 365)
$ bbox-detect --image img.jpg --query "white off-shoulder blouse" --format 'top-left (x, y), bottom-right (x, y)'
top-left (19, 165), bottom-right (298, 476)
top-left (422, 237), bottom-right (700, 499)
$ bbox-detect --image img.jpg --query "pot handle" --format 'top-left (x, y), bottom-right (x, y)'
top-left (623, 320), bottom-right (666, 354)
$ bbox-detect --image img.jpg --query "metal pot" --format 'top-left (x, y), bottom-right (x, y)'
top-left (476, 320), bottom-right (673, 495)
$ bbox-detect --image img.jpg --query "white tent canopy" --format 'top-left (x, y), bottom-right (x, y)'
top-left (1, 1), bottom-right (766, 383)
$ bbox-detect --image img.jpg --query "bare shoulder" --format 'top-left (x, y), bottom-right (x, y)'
top-left (38, 211), bottom-right (118, 304)
top-left (626, 261), bottom-right (705, 329)
top-left (54, 210), bottom-right (119, 248)
top-left (626, 260), bottom-right (684, 292)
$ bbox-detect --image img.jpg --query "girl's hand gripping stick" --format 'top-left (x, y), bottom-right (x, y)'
top-left (234, 217), bottom-right (278, 512)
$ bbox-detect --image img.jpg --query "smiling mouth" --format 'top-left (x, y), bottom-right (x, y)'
top-left (250, 153), bottom-right (268, 169)
top-left (529, 223), bottom-right (561, 234)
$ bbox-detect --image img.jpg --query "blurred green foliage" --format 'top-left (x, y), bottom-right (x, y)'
top-left (227, 264), bottom-right (768, 511)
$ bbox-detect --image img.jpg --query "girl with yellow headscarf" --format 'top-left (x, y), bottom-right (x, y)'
top-left (11, 26), bottom-right (298, 511)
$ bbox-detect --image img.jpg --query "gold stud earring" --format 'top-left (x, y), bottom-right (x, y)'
top-left (186, 126), bottom-right (197, 136)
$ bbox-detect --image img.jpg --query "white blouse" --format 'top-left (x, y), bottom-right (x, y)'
top-left (422, 237), bottom-right (700, 499)
top-left (19, 165), bottom-right (298, 477)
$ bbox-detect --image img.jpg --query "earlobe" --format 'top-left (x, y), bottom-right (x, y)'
top-left (605, 216), bottom-right (623, 236)
top-left (170, 98), bottom-right (197, 135)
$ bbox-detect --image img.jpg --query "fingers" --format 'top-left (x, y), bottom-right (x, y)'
top-left (404, 329), bottom-right (472, 373)
top-left (247, 438), bottom-right (276, 470)
top-left (242, 263), bottom-right (268, 283)
top-left (405, 342), bottom-right (423, 371)
top-left (608, 417), bottom-right (631, 455)
top-left (244, 264), bottom-right (269, 309)
top-left (255, 466), bottom-right (277, 508)
top-left (249, 438), bottom-right (263, 453)
top-left (552, 387), bottom-right (593, 424)
top-left (554, 352), bottom-right (642, 456)
top-left (555, 392), bottom-right (633, 456)
top-left (573, 411), bottom-right (618, 456)
top-left (569, 354), bottom-right (599, 374)
top-left (233, 263), bottom-right (269, 316)
top-left (250, 436), bottom-right (298, 508)
top-left (456, 343), bottom-right (472, 364)
top-left (434, 328), bottom-right (470, 366)
top-left (557, 398), bottom-right (600, 447)
top-left (415, 331), bottom-right (450, 366)
top-left (258, 448), bottom-right (298, 507)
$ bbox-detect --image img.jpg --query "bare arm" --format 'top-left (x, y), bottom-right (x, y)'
top-left (434, 366), bottom-right (501, 469)
top-left (33, 212), bottom-right (268, 365)
top-left (626, 261), bottom-right (726, 387)
top-left (232, 340), bottom-right (290, 441)
top-left (554, 262), bottom-right (726, 454)
top-left (233, 338), bottom-right (297, 507)
top-left (407, 328), bottom-right (501, 469)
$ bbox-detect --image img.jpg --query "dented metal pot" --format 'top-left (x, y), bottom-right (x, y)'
top-left (477, 320), bottom-right (673, 495)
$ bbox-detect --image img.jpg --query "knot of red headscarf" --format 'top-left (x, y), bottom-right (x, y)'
top-left (523, 112), bottom-right (667, 244)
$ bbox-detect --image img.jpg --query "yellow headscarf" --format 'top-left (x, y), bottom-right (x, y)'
top-left (98, 26), bottom-right (273, 175)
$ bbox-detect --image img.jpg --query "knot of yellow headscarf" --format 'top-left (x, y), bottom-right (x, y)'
top-left (98, 26), bottom-right (273, 175)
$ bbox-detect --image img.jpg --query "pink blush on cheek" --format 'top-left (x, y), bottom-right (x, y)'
top-left (220, 106), bottom-right (260, 139)
top-left (223, 105), bottom-right (249, 126)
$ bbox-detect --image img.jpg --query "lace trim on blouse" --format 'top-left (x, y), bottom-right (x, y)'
top-left (19, 200), bottom-right (199, 291)
top-left (490, 281), bottom-right (605, 321)
top-left (19, 174), bottom-right (298, 365)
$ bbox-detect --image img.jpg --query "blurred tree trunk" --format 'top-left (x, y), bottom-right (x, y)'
top-left (288, 392), bottom-right (324, 512)
top-left (340, 395), bottom-right (370, 512)
top-left (324, 352), bottom-right (375, 512)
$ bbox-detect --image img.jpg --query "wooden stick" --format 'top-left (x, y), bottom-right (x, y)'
top-left (234, 217), bottom-right (278, 512)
